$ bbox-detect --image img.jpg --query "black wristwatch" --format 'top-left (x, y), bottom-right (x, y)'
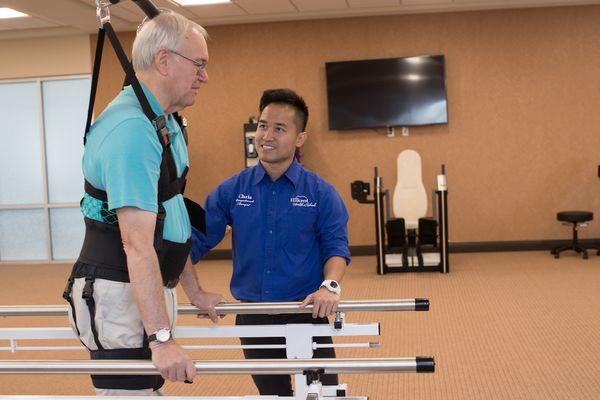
top-left (148, 328), bottom-right (172, 344)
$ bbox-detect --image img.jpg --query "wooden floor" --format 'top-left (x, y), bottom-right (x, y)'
top-left (1, 251), bottom-right (600, 399)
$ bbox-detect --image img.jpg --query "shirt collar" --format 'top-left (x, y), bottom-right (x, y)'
top-left (252, 162), bottom-right (267, 185)
top-left (252, 159), bottom-right (301, 188)
top-left (284, 159), bottom-right (301, 188)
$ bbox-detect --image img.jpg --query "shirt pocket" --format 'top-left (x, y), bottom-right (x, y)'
top-left (282, 206), bottom-right (319, 256)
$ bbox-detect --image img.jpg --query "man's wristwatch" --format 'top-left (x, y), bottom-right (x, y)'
top-left (148, 328), bottom-right (172, 344)
top-left (320, 279), bottom-right (341, 295)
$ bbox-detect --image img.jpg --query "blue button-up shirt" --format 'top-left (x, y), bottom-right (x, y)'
top-left (191, 160), bottom-right (350, 301)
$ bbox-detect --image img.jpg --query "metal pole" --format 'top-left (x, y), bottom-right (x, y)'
top-left (0, 299), bottom-right (429, 317)
top-left (131, 0), bottom-right (160, 18)
top-left (0, 358), bottom-right (434, 375)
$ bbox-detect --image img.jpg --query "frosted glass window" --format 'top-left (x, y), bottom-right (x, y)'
top-left (43, 78), bottom-right (89, 204)
top-left (0, 209), bottom-right (47, 261)
top-left (49, 207), bottom-right (84, 260)
top-left (0, 82), bottom-right (44, 205)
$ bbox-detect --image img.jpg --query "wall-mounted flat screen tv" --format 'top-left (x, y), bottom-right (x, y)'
top-left (325, 55), bottom-right (448, 130)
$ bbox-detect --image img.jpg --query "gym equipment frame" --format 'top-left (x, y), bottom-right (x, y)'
top-left (351, 166), bottom-right (449, 274)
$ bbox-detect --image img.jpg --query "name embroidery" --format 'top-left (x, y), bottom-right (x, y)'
top-left (236, 193), bottom-right (255, 207)
top-left (290, 195), bottom-right (317, 208)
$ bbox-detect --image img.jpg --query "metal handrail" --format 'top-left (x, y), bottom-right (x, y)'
top-left (0, 357), bottom-right (434, 375)
top-left (0, 299), bottom-right (429, 317)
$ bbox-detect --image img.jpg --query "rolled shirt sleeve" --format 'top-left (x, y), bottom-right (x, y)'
top-left (317, 182), bottom-right (351, 267)
top-left (190, 181), bottom-right (233, 264)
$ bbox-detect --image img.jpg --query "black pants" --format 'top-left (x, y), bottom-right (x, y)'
top-left (236, 313), bottom-right (338, 396)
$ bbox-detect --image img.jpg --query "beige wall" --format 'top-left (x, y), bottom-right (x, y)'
top-left (0, 35), bottom-right (91, 80)
top-left (92, 5), bottom-right (600, 247)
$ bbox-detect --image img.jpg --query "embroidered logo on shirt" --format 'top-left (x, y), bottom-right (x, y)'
top-left (290, 195), bottom-right (317, 208)
top-left (236, 194), bottom-right (255, 207)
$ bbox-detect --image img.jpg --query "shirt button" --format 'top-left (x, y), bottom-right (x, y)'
top-left (265, 290), bottom-right (269, 294)
top-left (266, 270), bottom-right (271, 274)
top-left (272, 191), bottom-right (276, 195)
top-left (269, 230), bottom-right (273, 234)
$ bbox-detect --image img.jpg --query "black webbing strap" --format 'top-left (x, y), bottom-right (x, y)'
top-left (62, 277), bottom-right (83, 340)
top-left (83, 20), bottom-right (182, 205)
top-left (102, 22), bottom-right (168, 149)
top-left (81, 275), bottom-right (105, 351)
top-left (173, 112), bottom-right (189, 145)
top-left (84, 180), bottom-right (108, 201)
top-left (84, 28), bottom-right (106, 146)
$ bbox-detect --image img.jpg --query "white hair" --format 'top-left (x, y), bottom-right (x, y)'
top-left (132, 11), bottom-right (208, 72)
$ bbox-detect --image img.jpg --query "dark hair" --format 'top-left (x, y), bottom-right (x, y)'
top-left (259, 88), bottom-right (309, 131)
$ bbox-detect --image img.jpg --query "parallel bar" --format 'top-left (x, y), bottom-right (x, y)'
top-left (0, 358), bottom-right (434, 375)
top-left (0, 323), bottom-right (380, 340)
top-left (0, 342), bottom-right (378, 353)
top-left (0, 397), bottom-right (367, 400)
top-left (0, 299), bottom-right (429, 317)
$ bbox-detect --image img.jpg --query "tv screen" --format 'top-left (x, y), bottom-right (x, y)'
top-left (325, 55), bottom-right (448, 130)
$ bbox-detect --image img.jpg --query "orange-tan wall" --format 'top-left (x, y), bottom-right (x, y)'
top-left (0, 35), bottom-right (90, 79)
top-left (92, 5), bottom-right (600, 247)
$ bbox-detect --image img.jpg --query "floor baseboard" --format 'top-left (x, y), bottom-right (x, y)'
top-left (202, 239), bottom-right (600, 260)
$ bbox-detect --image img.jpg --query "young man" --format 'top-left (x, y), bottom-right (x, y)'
top-left (64, 12), bottom-right (222, 395)
top-left (191, 88), bottom-right (351, 396)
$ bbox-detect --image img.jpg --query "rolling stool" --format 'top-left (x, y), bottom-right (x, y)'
top-left (551, 211), bottom-right (599, 259)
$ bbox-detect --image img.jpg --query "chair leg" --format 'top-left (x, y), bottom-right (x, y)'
top-left (553, 246), bottom-right (569, 259)
top-left (574, 246), bottom-right (589, 259)
top-left (553, 245), bottom-right (590, 259)
top-left (554, 222), bottom-right (590, 259)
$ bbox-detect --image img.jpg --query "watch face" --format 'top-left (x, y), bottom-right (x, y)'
top-left (330, 281), bottom-right (338, 288)
top-left (156, 329), bottom-right (170, 342)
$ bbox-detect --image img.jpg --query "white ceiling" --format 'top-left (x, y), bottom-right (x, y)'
top-left (0, 0), bottom-right (599, 39)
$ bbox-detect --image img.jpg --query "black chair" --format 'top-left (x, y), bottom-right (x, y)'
top-left (551, 211), bottom-right (599, 259)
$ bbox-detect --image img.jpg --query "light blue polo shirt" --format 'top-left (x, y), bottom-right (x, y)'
top-left (81, 84), bottom-right (191, 243)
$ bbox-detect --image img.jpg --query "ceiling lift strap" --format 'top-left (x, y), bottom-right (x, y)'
top-left (84, 0), bottom-right (168, 148)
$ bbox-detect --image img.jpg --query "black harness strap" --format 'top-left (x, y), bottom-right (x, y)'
top-left (62, 277), bottom-right (83, 340)
top-left (84, 28), bottom-right (106, 146)
top-left (90, 345), bottom-right (163, 390)
top-left (81, 274), bottom-right (105, 351)
top-left (173, 112), bottom-right (189, 145)
top-left (103, 22), bottom-right (168, 148)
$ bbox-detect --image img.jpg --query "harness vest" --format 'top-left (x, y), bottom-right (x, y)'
top-left (72, 126), bottom-right (193, 288)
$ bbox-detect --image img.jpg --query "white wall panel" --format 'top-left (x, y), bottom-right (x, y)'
top-left (42, 78), bottom-right (88, 204)
top-left (49, 207), bottom-right (84, 260)
top-left (0, 81), bottom-right (44, 205)
top-left (0, 209), bottom-right (47, 261)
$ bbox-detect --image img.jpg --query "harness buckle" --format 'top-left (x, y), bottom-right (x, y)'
top-left (82, 276), bottom-right (95, 301)
top-left (152, 116), bottom-right (170, 145)
top-left (62, 277), bottom-right (75, 301)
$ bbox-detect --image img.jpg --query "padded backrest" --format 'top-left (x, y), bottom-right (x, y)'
top-left (392, 149), bottom-right (427, 228)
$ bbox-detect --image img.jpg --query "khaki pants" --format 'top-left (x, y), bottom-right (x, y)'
top-left (68, 278), bottom-right (177, 396)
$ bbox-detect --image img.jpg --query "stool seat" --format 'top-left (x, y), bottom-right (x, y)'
top-left (557, 211), bottom-right (593, 223)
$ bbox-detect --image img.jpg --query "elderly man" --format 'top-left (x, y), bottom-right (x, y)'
top-left (63, 11), bottom-right (222, 396)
